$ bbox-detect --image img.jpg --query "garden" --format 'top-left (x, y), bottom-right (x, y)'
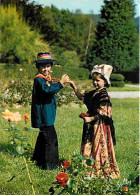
top-left (0, 0), bottom-right (139, 194)
top-left (0, 63), bottom-right (139, 194)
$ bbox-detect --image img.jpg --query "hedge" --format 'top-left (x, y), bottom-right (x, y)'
top-left (52, 66), bottom-right (90, 80)
top-left (115, 71), bottom-right (139, 83)
top-left (110, 74), bottom-right (124, 81)
top-left (111, 81), bottom-right (125, 87)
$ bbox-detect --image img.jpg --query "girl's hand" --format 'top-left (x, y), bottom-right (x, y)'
top-left (68, 81), bottom-right (77, 91)
top-left (84, 116), bottom-right (94, 123)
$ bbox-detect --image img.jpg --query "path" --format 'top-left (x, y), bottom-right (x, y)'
top-left (108, 91), bottom-right (139, 98)
top-left (125, 84), bottom-right (139, 88)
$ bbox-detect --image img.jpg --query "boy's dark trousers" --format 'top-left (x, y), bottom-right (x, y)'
top-left (33, 125), bottom-right (59, 169)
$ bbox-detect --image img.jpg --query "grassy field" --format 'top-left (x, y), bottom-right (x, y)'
top-left (0, 98), bottom-right (139, 194)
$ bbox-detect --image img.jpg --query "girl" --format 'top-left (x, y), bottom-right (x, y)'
top-left (70, 64), bottom-right (120, 179)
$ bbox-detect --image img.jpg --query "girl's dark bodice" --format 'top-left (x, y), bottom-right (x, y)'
top-left (83, 88), bottom-right (111, 116)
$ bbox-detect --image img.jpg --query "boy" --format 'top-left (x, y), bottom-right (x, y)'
top-left (31, 52), bottom-right (69, 169)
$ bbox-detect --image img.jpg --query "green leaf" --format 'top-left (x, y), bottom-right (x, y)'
top-left (24, 127), bottom-right (35, 133)
top-left (78, 156), bottom-right (87, 161)
top-left (16, 145), bottom-right (25, 154)
top-left (67, 179), bottom-right (75, 189)
top-left (86, 159), bottom-right (94, 166)
top-left (73, 169), bottom-right (78, 176)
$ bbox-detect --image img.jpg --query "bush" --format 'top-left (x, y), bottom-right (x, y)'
top-left (110, 74), bottom-right (125, 81)
top-left (52, 66), bottom-right (90, 80)
top-left (110, 73), bottom-right (125, 87)
top-left (0, 5), bottom-right (50, 63)
top-left (56, 50), bottom-right (81, 68)
top-left (0, 63), bottom-right (37, 80)
top-left (1, 79), bottom-right (32, 106)
top-left (111, 81), bottom-right (125, 87)
top-left (50, 154), bottom-right (139, 194)
top-left (56, 88), bottom-right (82, 107)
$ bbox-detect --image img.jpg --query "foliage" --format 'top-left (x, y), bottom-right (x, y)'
top-left (1, 109), bottom-right (36, 194)
top-left (87, 0), bottom-right (139, 72)
top-left (2, 109), bottom-right (35, 156)
top-left (0, 5), bottom-right (50, 63)
top-left (52, 66), bottom-right (90, 80)
top-left (56, 88), bottom-right (82, 107)
top-left (50, 154), bottom-right (138, 194)
top-left (111, 73), bottom-right (125, 87)
top-left (56, 50), bottom-right (81, 68)
top-left (1, 0), bottom-right (43, 29)
top-left (134, 16), bottom-right (140, 32)
top-left (41, 6), bottom-right (96, 62)
top-left (111, 81), bottom-right (125, 87)
top-left (0, 77), bottom-right (32, 106)
top-left (110, 74), bottom-right (125, 81)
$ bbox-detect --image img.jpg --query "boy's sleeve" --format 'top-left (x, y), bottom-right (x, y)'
top-left (34, 77), bottom-right (63, 95)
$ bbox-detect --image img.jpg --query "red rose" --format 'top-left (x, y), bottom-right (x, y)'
top-left (62, 161), bottom-right (70, 169)
top-left (124, 186), bottom-right (128, 192)
top-left (79, 113), bottom-right (89, 118)
top-left (55, 173), bottom-right (69, 186)
top-left (24, 114), bottom-right (30, 121)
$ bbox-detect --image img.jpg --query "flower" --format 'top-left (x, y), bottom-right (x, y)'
top-left (19, 68), bottom-right (23, 71)
top-left (79, 112), bottom-right (89, 119)
top-left (24, 114), bottom-right (30, 121)
top-left (124, 186), bottom-right (128, 192)
top-left (2, 109), bottom-right (13, 122)
top-left (55, 173), bottom-right (69, 186)
top-left (11, 112), bottom-right (21, 123)
top-left (62, 161), bottom-right (70, 169)
top-left (2, 109), bottom-right (21, 123)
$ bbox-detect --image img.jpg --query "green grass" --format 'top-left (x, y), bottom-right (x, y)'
top-left (0, 99), bottom-right (139, 194)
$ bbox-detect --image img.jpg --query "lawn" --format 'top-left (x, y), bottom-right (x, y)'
top-left (0, 98), bottom-right (139, 194)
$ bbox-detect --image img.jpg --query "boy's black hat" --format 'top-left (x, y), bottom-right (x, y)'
top-left (35, 52), bottom-right (56, 65)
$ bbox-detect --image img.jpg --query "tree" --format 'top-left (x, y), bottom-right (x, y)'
top-left (1, 0), bottom-right (43, 29)
top-left (46, 6), bottom-right (96, 66)
top-left (0, 5), bottom-right (50, 63)
top-left (87, 0), bottom-right (139, 71)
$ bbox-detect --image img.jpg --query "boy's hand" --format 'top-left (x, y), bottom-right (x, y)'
top-left (60, 74), bottom-right (70, 84)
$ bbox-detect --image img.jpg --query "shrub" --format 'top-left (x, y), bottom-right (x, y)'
top-left (1, 79), bottom-right (32, 106)
top-left (56, 50), bottom-right (81, 68)
top-left (0, 63), bottom-right (36, 80)
top-left (56, 88), bottom-right (82, 107)
top-left (110, 74), bottom-right (125, 81)
top-left (0, 5), bottom-right (50, 63)
top-left (111, 73), bottom-right (125, 87)
top-left (50, 154), bottom-right (139, 194)
top-left (52, 66), bottom-right (90, 80)
top-left (111, 81), bottom-right (125, 87)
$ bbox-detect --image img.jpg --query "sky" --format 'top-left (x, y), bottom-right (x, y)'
top-left (33, 0), bottom-right (139, 17)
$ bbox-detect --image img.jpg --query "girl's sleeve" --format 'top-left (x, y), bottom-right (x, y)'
top-left (34, 77), bottom-right (63, 95)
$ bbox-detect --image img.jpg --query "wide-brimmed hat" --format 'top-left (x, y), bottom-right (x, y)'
top-left (35, 52), bottom-right (56, 65)
top-left (91, 64), bottom-right (113, 85)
